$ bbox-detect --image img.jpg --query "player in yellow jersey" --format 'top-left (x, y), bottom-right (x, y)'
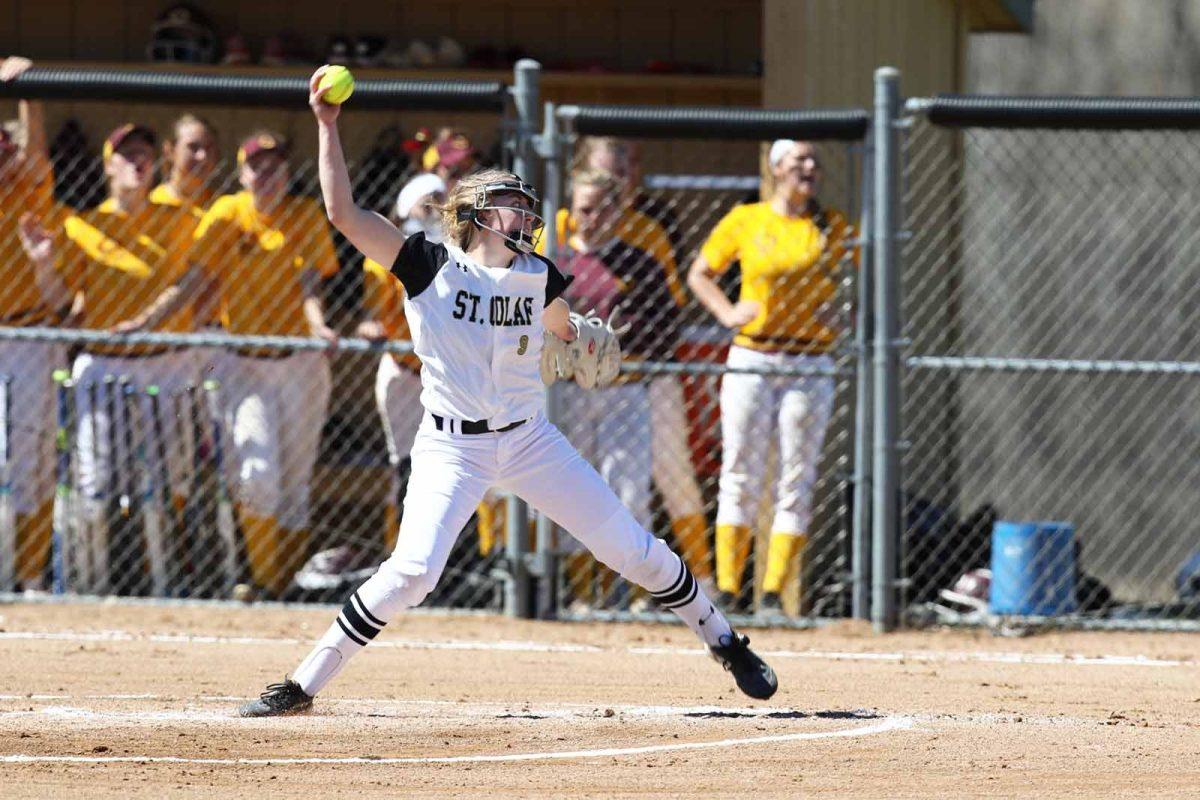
top-left (0, 56), bottom-right (63, 592)
top-left (147, 113), bottom-right (220, 512)
top-left (688, 139), bottom-right (854, 614)
top-left (150, 113), bottom-right (219, 216)
top-left (190, 131), bottom-right (339, 598)
top-left (20, 123), bottom-right (205, 596)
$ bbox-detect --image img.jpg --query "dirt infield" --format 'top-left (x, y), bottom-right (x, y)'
top-left (1, 602), bottom-right (1198, 798)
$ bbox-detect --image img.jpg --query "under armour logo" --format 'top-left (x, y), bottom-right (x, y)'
top-left (458, 263), bottom-right (469, 273)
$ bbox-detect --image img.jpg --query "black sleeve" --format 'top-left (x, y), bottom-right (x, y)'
top-left (390, 232), bottom-right (447, 298)
top-left (536, 254), bottom-right (574, 306)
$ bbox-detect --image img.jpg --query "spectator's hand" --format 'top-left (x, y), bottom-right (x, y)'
top-left (0, 56), bottom-right (33, 82)
top-left (110, 318), bottom-right (145, 334)
top-left (308, 66), bottom-right (341, 125)
top-left (17, 212), bottom-right (54, 264)
top-left (721, 300), bottom-right (761, 329)
top-left (355, 320), bottom-right (387, 341)
top-left (311, 322), bottom-right (339, 350)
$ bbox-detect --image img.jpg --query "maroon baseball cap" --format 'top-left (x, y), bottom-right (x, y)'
top-left (103, 123), bottom-right (157, 161)
top-left (435, 134), bottom-right (475, 170)
top-left (237, 132), bottom-right (289, 166)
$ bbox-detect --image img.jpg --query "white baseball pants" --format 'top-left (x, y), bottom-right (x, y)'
top-left (214, 350), bottom-right (330, 530)
top-left (558, 381), bottom-right (652, 532)
top-left (715, 345), bottom-right (835, 535)
top-left (72, 350), bottom-right (200, 517)
top-left (373, 355), bottom-right (423, 468)
top-left (0, 341), bottom-right (63, 513)
top-left (291, 410), bottom-right (731, 696)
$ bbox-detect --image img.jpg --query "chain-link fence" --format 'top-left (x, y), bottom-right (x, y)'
top-left (536, 106), bottom-right (868, 625)
top-left (898, 95), bottom-right (1200, 629)
top-left (0, 67), bottom-right (517, 609)
top-left (13, 64), bottom-right (1193, 635)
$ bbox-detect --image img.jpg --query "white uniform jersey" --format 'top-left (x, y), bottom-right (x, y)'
top-left (392, 233), bottom-right (571, 425)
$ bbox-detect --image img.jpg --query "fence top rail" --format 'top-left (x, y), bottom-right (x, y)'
top-left (556, 104), bottom-right (869, 141)
top-left (0, 67), bottom-right (509, 112)
top-left (910, 93), bottom-right (1200, 130)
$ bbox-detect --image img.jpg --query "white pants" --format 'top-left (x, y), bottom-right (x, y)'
top-left (716, 345), bottom-right (835, 535)
top-left (374, 355), bottom-right (423, 467)
top-left (558, 381), bottom-right (652, 532)
top-left (649, 375), bottom-right (705, 520)
top-left (0, 341), bottom-right (63, 513)
top-left (72, 350), bottom-right (200, 517)
top-left (378, 412), bottom-right (683, 605)
top-left (290, 409), bottom-right (729, 697)
top-left (214, 351), bottom-right (330, 529)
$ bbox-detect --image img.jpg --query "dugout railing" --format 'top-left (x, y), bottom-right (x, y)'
top-left (887, 74), bottom-right (1200, 632)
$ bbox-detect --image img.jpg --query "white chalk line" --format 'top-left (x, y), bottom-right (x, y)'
top-left (0, 630), bottom-right (600, 653)
top-left (0, 628), bottom-right (1191, 668)
top-left (0, 715), bottom-right (912, 766)
top-left (0, 698), bottom-right (839, 724)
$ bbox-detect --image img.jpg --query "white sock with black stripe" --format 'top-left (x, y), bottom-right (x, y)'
top-left (650, 555), bottom-right (733, 647)
top-left (292, 588), bottom-right (387, 696)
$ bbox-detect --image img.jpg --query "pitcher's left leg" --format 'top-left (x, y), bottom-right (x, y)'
top-left (498, 416), bottom-right (776, 699)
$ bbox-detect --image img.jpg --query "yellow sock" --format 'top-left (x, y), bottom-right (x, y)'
top-left (277, 527), bottom-right (310, 596)
top-left (476, 499), bottom-right (498, 556)
top-left (762, 533), bottom-right (807, 594)
top-left (240, 509), bottom-right (285, 595)
top-left (671, 513), bottom-right (712, 579)
top-left (16, 500), bottom-right (54, 583)
top-left (383, 502), bottom-right (399, 552)
top-left (715, 523), bottom-right (752, 594)
top-left (565, 551), bottom-right (595, 603)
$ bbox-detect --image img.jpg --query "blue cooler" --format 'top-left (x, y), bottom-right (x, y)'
top-left (990, 521), bottom-right (1077, 615)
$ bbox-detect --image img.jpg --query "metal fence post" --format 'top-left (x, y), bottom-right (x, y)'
top-left (871, 67), bottom-right (902, 632)
top-left (853, 139), bottom-right (876, 621)
top-left (501, 58), bottom-right (543, 619)
top-left (511, 59), bottom-right (541, 183)
top-left (534, 100), bottom-right (563, 619)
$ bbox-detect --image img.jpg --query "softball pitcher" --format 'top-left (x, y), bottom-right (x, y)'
top-left (0, 56), bottom-right (62, 591)
top-left (688, 139), bottom-right (854, 612)
top-left (190, 131), bottom-right (339, 598)
top-left (20, 123), bottom-right (203, 596)
top-left (236, 70), bottom-right (776, 715)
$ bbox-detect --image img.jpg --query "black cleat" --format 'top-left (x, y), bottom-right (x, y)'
top-left (758, 591), bottom-right (784, 615)
top-left (237, 679), bottom-right (314, 717)
top-left (709, 632), bottom-right (779, 700)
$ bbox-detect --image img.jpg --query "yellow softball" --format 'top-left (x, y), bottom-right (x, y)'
top-left (318, 65), bottom-right (355, 105)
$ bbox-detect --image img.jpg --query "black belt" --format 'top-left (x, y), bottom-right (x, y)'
top-left (432, 414), bottom-right (527, 435)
